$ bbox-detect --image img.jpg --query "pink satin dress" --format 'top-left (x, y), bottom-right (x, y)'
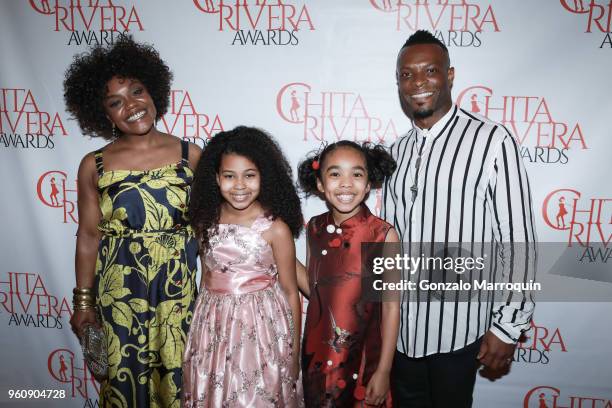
top-left (182, 215), bottom-right (301, 407)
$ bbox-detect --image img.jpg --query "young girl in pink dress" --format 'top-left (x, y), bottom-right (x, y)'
top-left (182, 127), bottom-right (304, 407)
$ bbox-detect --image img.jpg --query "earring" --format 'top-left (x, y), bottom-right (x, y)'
top-left (112, 123), bottom-right (117, 139)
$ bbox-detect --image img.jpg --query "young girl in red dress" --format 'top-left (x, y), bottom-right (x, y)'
top-left (297, 141), bottom-right (400, 407)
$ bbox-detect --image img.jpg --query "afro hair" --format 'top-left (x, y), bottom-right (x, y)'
top-left (63, 35), bottom-right (172, 140)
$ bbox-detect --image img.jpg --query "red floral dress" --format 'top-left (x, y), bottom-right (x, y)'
top-left (302, 205), bottom-right (392, 407)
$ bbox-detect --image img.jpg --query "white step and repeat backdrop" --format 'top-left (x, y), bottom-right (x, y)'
top-left (1, 1), bottom-right (611, 407)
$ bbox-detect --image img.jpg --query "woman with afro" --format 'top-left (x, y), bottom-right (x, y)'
top-left (64, 36), bottom-right (201, 407)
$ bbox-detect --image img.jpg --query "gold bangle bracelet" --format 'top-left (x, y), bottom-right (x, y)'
top-left (73, 299), bottom-right (95, 304)
top-left (73, 299), bottom-right (95, 305)
top-left (72, 298), bottom-right (96, 305)
top-left (73, 294), bottom-right (94, 300)
top-left (73, 297), bottom-right (95, 303)
top-left (73, 287), bottom-right (94, 294)
top-left (73, 302), bottom-right (95, 308)
top-left (73, 298), bottom-right (95, 304)
top-left (73, 306), bottom-right (95, 312)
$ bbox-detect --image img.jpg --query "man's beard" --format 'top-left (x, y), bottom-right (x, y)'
top-left (413, 107), bottom-right (434, 119)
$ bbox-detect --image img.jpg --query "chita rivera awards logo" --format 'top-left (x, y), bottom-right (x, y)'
top-left (543, 188), bottom-right (611, 250)
top-left (192, 0), bottom-right (314, 46)
top-left (456, 86), bottom-right (588, 165)
top-left (514, 320), bottom-right (567, 365)
top-left (369, 0), bottom-right (500, 47)
top-left (1, 88), bottom-right (67, 149)
top-left (160, 89), bottom-right (225, 148)
top-left (276, 82), bottom-right (400, 143)
top-left (0, 272), bottom-right (71, 329)
top-left (37, 170), bottom-right (78, 224)
top-left (523, 385), bottom-right (612, 408)
top-left (560, 0), bottom-right (612, 48)
top-left (542, 188), bottom-right (611, 285)
top-left (48, 347), bottom-right (100, 405)
top-left (28, 0), bottom-right (144, 46)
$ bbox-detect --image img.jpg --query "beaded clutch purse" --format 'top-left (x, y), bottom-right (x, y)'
top-left (81, 323), bottom-right (108, 381)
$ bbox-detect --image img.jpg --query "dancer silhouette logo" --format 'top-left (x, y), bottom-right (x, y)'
top-left (27, 0), bottom-right (144, 46)
top-left (192, 0), bottom-right (314, 46)
top-left (368, 0), bottom-right (500, 47)
top-left (456, 85), bottom-right (588, 165)
top-left (542, 188), bottom-right (611, 247)
top-left (36, 170), bottom-right (78, 224)
top-left (541, 189), bottom-right (611, 286)
top-left (276, 82), bottom-right (400, 143)
top-left (48, 348), bottom-right (100, 401)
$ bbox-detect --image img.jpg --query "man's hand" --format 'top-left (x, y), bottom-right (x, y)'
top-left (477, 330), bottom-right (516, 371)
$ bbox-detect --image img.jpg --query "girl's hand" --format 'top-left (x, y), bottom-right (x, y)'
top-left (70, 309), bottom-right (98, 338)
top-left (364, 369), bottom-right (390, 406)
top-left (266, 219), bottom-right (302, 386)
top-left (291, 355), bottom-right (300, 382)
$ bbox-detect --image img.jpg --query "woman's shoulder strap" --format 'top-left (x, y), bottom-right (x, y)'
top-left (180, 139), bottom-right (189, 167)
top-left (93, 149), bottom-right (104, 176)
top-left (251, 213), bottom-right (275, 234)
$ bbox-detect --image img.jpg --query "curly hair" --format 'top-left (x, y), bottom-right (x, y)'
top-left (298, 141), bottom-right (397, 197)
top-left (63, 35), bottom-right (172, 140)
top-left (190, 126), bottom-right (304, 250)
